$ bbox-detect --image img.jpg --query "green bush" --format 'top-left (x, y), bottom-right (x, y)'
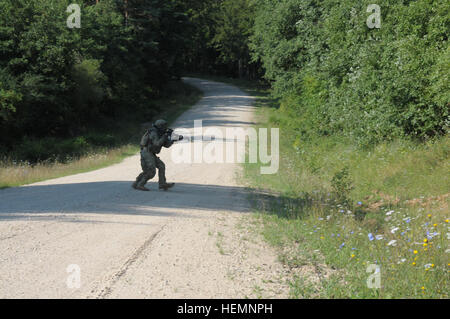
top-left (13, 136), bottom-right (91, 164)
top-left (251, 0), bottom-right (449, 146)
top-left (71, 59), bottom-right (108, 122)
top-left (331, 166), bottom-right (354, 207)
top-left (85, 133), bottom-right (117, 147)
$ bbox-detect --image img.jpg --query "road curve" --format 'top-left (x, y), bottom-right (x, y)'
top-left (0, 78), bottom-right (289, 298)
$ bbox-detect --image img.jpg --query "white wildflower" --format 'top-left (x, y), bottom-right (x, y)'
top-left (387, 240), bottom-right (397, 246)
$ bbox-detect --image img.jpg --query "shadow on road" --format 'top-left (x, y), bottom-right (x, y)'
top-left (0, 182), bottom-right (254, 221)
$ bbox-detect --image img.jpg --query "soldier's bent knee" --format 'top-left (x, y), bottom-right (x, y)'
top-left (145, 167), bottom-right (156, 178)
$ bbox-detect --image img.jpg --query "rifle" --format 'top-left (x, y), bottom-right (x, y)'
top-left (165, 128), bottom-right (184, 142)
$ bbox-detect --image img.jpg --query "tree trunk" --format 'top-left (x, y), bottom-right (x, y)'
top-left (124, 0), bottom-right (128, 26)
top-left (238, 59), bottom-right (243, 79)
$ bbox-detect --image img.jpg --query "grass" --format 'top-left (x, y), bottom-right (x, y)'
top-left (0, 145), bottom-right (138, 189)
top-left (0, 81), bottom-right (203, 189)
top-left (223, 77), bottom-right (450, 298)
top-left (216, 231), bottom-right (226, 255)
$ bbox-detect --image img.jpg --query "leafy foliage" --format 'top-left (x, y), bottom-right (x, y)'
top-left (181, 0), bottom-right (261, 78)
top-left (331, 166), bottom-right (354, 208)
top-left (250, 0), bottom-right (449, 146)
top-left (0, 0), bottom-right (190, 155)
top-left (1, 0), bottom-right (448, 161)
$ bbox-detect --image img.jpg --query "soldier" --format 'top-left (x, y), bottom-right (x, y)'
top-left (132, 119), bottom-right (175, 191)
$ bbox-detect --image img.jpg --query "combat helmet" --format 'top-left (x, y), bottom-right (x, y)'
top-left (154, 119), bottom-right (168, 130)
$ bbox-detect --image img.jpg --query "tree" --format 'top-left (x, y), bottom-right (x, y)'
top-left (212, 0), bottom-right (255, 78)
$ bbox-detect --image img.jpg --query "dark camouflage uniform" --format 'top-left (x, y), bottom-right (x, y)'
top-left (134, 127), bottom-right (174, 188)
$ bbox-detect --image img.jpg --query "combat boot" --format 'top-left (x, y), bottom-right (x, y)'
top-left (136, 185), bottom-right (150, 191)
top-left (132, 181), bottom-right (138, 189)
top-left (159, 182), bottom-right (175, 191)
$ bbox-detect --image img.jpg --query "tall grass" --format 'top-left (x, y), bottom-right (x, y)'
top-left (0, 145), bottom-right (138, 189)
top-left (248, 106), bottom-right (450, 201)
top-left (242, 88), bottom-right (449, 299)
